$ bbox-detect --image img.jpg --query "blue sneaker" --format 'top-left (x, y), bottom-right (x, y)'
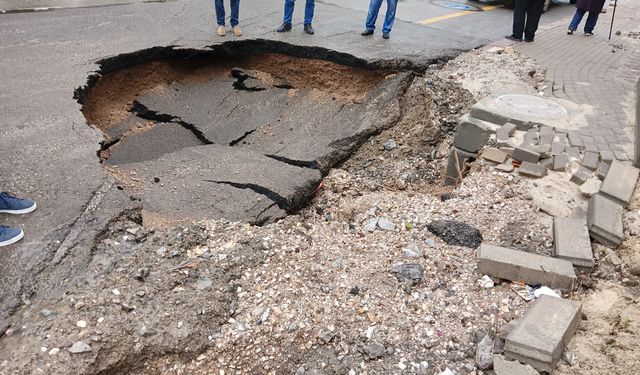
top-left (0, 225), bottom-right (24, 247)
top-left (0, 192), bottom-right (37, 214)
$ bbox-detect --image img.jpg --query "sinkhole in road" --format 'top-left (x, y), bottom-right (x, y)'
top-left (75, 41), bottom-right (417, 225)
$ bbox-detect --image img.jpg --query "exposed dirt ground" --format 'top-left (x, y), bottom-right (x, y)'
top-left (1, 46), bottom-right (638, 375)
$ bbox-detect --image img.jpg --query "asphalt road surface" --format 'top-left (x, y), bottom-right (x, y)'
top-left (0, 0), bottom-right (576, 331)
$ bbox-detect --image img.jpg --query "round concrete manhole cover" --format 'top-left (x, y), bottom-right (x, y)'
top-left (495, 94), bottom-right (567, 119)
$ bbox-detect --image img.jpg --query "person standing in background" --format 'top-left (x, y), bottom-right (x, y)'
top-left (214, 0), bottom-right (242, 37)
top-left (277, 0), bottom-right (316, 35)
top-left (361, 0), bottom-right (398, 39)
top-left (506, 0), bottom-right (545, 42)
top-left (567, 0), bottom-right (606, 35)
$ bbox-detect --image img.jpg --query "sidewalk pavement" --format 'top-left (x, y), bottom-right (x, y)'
top-left (514, 0), bottom-right (640, 162)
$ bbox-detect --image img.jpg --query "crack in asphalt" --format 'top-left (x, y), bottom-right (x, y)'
top-left (203, 180), bottom-right (290, 211)
top-left (129, 101), bottom-right (214, 145)
top-left (228, 129), bottom-right (257, 146)
top-left (265, 154), bottom-right (321, 170)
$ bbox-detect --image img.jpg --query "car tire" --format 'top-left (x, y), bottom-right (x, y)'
top-left (543, 0), bottom-right (552, 12)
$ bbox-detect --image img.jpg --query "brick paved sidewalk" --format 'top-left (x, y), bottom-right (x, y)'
top-left (514, 0), bottom-right (640, 161)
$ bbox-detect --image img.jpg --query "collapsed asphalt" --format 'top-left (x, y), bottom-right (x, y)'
top-left (76, 42), bottom-right (415, 225)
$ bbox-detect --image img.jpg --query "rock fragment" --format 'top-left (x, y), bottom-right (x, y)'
top-left (68, 341), bottom-right (92, 354)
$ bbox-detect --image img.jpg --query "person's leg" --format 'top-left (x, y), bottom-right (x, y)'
top-left (0, 225), bottom-right (24, 247)
top-left (568, 8), bottom-right (586, 31)
top-left (584, 11), bottom-right (600, 33)
top-left (214, 0), bottom-right (226, 26)
top-left (230, 0), bottom-right (240, 27)
top-left (381, 0), bottom-right (398, 34)
top-left (365, 0), bottom-right (383, 32)
top-left (511, 0), bottom-right (528, 40)
top-left (304, 0), bottom-right (315, 25)
top-left (283, 0), bottom-right (295, 25)
top-left (0, 192), bottom-right (37, 214)
top-left (524, 0), bottom-right (544, 41)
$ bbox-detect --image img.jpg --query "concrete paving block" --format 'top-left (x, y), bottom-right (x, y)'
top-left (454, 113), bottom-right (500, 153)
top-left (599, 160), bottom-right (640, 207)
top-left (614, 150), bottom-right (629, 161)
top-left (499, 147), bottom-right (515, 158)
top-left (600, 150), bottom-right (615, 164)
top-left (596, 161), bottom-right (610, 180)
top-left (513, 147), bottom-right (540, 163)
top-left (570, 167), bottom-right (592, 185)
top-left (481, 147), bottom-right (508, 164)
top-left (553, 154), bottom-right (569, 171)
top-left (505, 295), bottom-right (582, 373)
top-left (553, 218), bottom-right (594, 270)
top-left (584, 143), bottom-right (598, 153)
top-left (568, 133), bottom-right (583, 147)
top-left (566, 147), bottom-right (580, 160)
top-left (539, 134), bottom-right (554, 146)
top-left (476, 244), bottom-right (577, 290)
top-left (540, 126), bottom-right (554, 136)
top-left (587, 193), bottom-right (624, 247)
top-left (496, 123), bottom-right (517, 141)
top-left (529, 144), bottom-right (551, 158)
top-left (551, 142), bottom-right (565, 155)
top-left (493, 354), bottom-right (539, 375)
top-left (444, 147), bottom-right (476, 186)
top-left (581, 151), bottom-right (599, 170)
top-left (519, 162), bottom-right (547, 178)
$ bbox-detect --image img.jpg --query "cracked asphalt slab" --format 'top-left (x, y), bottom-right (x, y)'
top-left (0, 0), bottom-right (575, 361)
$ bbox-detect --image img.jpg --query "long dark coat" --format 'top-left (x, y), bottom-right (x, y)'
top-left (576, 0), bottom-right (606, 13)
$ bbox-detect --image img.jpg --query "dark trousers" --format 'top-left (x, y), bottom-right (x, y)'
top-left (512, 0), bottom-right (545, 40)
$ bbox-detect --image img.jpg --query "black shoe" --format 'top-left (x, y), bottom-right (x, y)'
top-left (382, 32), bottom-right (390, 39)
top-left (505, 35), bottom-right (523, 42)
top-left (304, 24), bottom-right (315, 35)
top-left (585, 31), bottom-right (594, 36)
top-left (524, 38), bottom-right (534, 42)
top-left (361, 29), bottom-right (374, 36)
top-left (567, 29), bottom-right (574, 35)
top-left (277, 23), bottom-right (292, 33)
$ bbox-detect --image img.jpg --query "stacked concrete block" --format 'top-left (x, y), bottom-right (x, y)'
top-left (587, 193), bottom-right (624, 247)
top-left (553, 218), bottom-right (594, 270)
top-left (599, 160), bottom-right (640, 207)
top-left (513, 147), bottom-right (540, 163)
top-left (476, 244), bottom-right (576, 290)
top-left (505, 295), bottom-right (582, 373)
top-left (454, 114), bottom-right (501, 153)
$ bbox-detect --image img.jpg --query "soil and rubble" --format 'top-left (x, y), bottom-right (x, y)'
top-left (1, 46), bottom-right (639, 375)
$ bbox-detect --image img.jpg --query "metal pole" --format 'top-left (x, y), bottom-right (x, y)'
top-left (609, 0), bottom-right (618, 40)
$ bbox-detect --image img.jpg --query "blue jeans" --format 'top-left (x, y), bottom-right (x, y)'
top-left (214, 0), bottom-right (240, 26)
top-left (569, 8), bottom-right (599, 33)
top-left (365, 0), bottom-right (398, 33)
top-left (283, 0), bottom-right (315, 25)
